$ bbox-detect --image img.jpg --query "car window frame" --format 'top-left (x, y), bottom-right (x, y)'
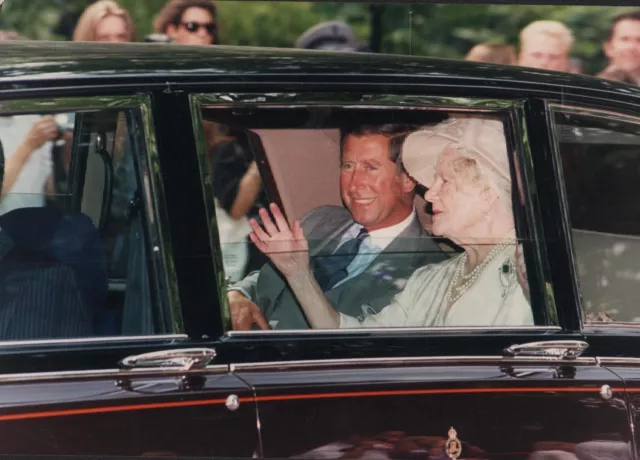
top-left (190, 92), bottom-right (560, 336)
top-left (0, 95), bottom-right (185, 348)
top-left (547, 102), bottom-right (640, 333)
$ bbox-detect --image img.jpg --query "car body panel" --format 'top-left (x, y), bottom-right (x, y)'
top-left (0, 368), bottom-right (258, 456)
top-left (0, 41), bottom-right (638, 457)
top-left (235, 358), bottom-right (631, 459)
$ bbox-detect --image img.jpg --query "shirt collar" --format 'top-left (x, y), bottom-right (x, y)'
top-left (366, 210), bottom-right (416, 252)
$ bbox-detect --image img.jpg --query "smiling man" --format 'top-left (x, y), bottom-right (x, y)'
top-left (598, 10), bottom-right (640, 85)
top-left (228, 124), bottom-right (447, 330)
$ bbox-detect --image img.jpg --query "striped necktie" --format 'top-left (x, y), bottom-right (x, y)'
top-left (314, 227), bottom-right (369, 291)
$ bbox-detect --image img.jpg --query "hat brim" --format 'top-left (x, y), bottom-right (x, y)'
top-left (401, 132), bottom-right (456, 190)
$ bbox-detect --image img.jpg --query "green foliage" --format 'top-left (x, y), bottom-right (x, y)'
top-left (1, 1), bottom-right (638, 75)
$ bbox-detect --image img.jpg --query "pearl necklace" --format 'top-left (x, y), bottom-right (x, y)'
top-left (444, 238), bottom-right (514, 306)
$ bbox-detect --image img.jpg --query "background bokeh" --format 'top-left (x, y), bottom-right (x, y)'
top-left (0, 1), bottom-right (637, 75)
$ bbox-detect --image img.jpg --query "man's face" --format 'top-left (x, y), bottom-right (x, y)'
top-left (340, 134), bottom-right (414, 232)
top-left (604, 19), bottom-right (640, 73)
top-left (518, 35), bottom-right (569, 71)
top-left (167, 7), bottom-right (215, 45)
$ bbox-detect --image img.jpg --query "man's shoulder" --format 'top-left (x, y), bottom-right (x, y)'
top-left (301, 205), bottom-right (353, 231)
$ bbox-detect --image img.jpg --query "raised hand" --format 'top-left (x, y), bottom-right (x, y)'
top-left (24, 115), bottom-right (58, 151)
top-left (249, 203), bottom-right (309, 279)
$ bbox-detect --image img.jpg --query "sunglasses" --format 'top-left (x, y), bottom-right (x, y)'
top-left (180, 21), bottom-right (216, 35)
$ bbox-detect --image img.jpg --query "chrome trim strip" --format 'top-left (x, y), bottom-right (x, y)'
top-left (138, 99), bottom-right (183, 333)
top-left (0, 365), bottom-right (229, 384)
top-left (585, 323), bottom-right (640, 329)
top-left (225, 326), bottom-right (561, 337)
top-left (190, 93), bottom-right (549, 334)
top-left (193, 93), bottom-right (519, 109)
top-left (511, 105), bottom-right (558, 325)
top-left (597, 357), bottom-right (640, 365)
top-left (0, 334), bottom-right (189, 348)
top-left (188, 94), bottom-right (230, 330)
top-left (231, 355), bottom-right (596, 372)
top-left (547, 103), bottom-right (640, 124)
top-left (0, 96), bottom-right (149, 115)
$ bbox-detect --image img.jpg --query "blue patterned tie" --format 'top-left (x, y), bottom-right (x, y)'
top-left (314, 227), bottom-right (369, 291)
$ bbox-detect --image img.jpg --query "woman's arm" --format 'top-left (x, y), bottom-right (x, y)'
top-left (249, 203), bottom-right (340, 328)
top-left (2, 116), bottom-right (58, 197)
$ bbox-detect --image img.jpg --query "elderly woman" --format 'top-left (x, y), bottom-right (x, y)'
top-left (248, 116), bottom-right (533, 328)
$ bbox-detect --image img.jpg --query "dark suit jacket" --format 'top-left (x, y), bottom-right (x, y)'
top-left (230, 205), bottom-right (447, 329)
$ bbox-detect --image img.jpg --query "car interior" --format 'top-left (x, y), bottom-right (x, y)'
top-left (202, 106), bottom-right (544, 326)
top-left (0, 109), bottom-right (162, 340)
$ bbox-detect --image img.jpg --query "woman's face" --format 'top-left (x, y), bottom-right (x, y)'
top-left (424, 147), bottom-right (490, 241)
top-left (95, 15), bottom-right (130, 42)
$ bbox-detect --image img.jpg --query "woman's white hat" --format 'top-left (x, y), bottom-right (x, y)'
top-left (401, 115), bottom-right (510, 192)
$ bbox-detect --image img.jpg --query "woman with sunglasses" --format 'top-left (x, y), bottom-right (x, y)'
top-left (154, 0), bottom-right (218, 46)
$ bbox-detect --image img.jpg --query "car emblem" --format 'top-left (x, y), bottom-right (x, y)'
top-left (445, 426), bottom-right (462, 459)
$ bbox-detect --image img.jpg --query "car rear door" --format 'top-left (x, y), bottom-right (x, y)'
top-left (235, 350), bottom-right (628, 459)
top-left (540, 100), bottom-right (640, 460)
top-left (190, 91), bottom-right (632, 459)
top-left (0, 92), bottom-right (259, 457)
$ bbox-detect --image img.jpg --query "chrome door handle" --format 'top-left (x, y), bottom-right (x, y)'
top-left (119, 348), bottom-right (217, 371)
top-left (504, 340), bottom-right (588, 359)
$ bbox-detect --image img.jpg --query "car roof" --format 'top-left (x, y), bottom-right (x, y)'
top-left (1, 41), bottom-right (639, 105)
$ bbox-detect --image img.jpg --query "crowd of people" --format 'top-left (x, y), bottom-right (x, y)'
top-left (465, 13), bottom-right (640, 85)
top-left (3, 1), bottom-right (638, 85)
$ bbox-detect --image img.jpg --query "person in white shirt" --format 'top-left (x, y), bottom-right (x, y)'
top-left (0, 114), bottom-right (57, 215)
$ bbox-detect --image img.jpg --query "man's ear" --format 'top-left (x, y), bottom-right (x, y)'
top-left (400, 172), bottom-right (416, 194)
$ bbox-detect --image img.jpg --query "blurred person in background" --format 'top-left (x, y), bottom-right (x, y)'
top-left (153, 0), bottom-right (218, 45)
top-left (72, 0), bottom-right (136, 43)
top-left (0, 30), bottom-right (24, 41)
top-left (295, 21), bottom-right (368, 52)
top-left (598, 10), bottom-right (640, 85)
top-left (517, 20), bottom-right (573, 72)
top-left (465, 43), bottom-right (516, 65)
top-left (211, 126), bottom-right (267, 282)
top-left (0, 31), bottom-right (58, 213)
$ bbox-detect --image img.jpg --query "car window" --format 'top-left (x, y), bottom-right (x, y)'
top-left (0, 104), bottom-right (176, 340)
top-left (551, 107), bottom-right (640, 324)
top-left (196, 100), bottom-right (543, 332)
